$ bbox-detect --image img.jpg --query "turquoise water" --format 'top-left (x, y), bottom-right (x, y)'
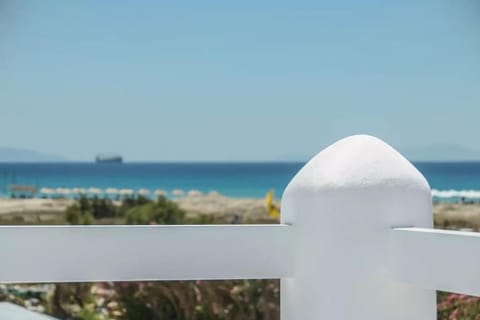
top-left (0, 163), bottom-right (302, 198)
top-left (1, 162), bottom-right (480, 200)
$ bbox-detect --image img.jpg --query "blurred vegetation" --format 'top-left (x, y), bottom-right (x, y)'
top-left (438, 291), bottom-right (480, 320)
top-left (125, 196), bottom-right (185, 225)
top-left (116, 279), bottom-right (279, 320)
top-left (118, 195), bottom-right (152, 218)
top-left (65, 196), bottom-right (120, 225)
top-left (434, 211), bottom-right (480, 232)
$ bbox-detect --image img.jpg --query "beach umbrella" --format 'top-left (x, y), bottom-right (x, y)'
top-left (154, 189), bottom-right (166, 196)
top-left (431, 189), bottom-right (480, 199)
top-left (70, 188), bottom-right (87, 198)
top-left (54, 188), bottom-right (68, 195)
top-left (71, 188), bottom-right (87, 195)
top-left (137, 188), bottom-right (150, 196)
top-left (40, 188), bottom-right (54, 195)
top-left (119, 189), bottom-right (134, 196)
top-left (172, 189), bottom-right (185, 197)
top-left (88, 187), bottom-right (103, 195)
top-left (47, 188), bottom-right (71, 198)
top-left (187, 189), bottom-right (202, 197)
top-left (59, 188), bottom-right (71, 196)
top-left (105, 188), bottom-right (119, 195)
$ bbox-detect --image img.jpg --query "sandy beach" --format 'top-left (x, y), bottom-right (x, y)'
top-left (0, 198), bottom-right (74, 216)
top-left (175, 192), bottom-right (270, 220)
top-left (434, 202), bottom-right (480, 230)
top-left (0, 193), bottom-right (274, 222)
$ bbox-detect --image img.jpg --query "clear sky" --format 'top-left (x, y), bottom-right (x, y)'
top-left (1, 0), bottom-right (479, 161)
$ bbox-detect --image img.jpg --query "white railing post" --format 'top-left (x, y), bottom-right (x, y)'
top-left (280, 135), bottom-right (436, 320)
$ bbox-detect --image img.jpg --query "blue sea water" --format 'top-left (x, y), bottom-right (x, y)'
top-left (0, 162), bottom-right (480, 200)
top-left (0, 163), bottom-right (303, 199)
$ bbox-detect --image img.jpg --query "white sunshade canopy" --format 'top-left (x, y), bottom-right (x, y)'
top-left (105, 188), bottom-right (119, 195)
top-left (187, 189), bottom-right (202, 196)
top-left (87, 187), bottom-right (103, 194)
top-left (39, 188), bottom-right (54, 194)
top-left (137, 188), bottom-right (150, 196)
top-left (154, 189), bottom-right (166, 196)
top-left (171, 189), bottom-right (185, 196)
top-left (119, 189), bottom-right (134, 196)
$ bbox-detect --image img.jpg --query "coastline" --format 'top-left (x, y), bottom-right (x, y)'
top-left (0, 193), bottom-right (275, 222)
top-left (0, 198), bottom-right (74, 216)
top-left (1, 195), bottom-right (480, 230)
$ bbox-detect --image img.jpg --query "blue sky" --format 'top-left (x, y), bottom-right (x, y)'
top-left (1, 0), bottom-right (479, 161)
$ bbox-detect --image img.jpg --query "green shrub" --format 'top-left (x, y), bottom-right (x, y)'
top-left (89, 196), bottom-right (117, 219)
top-left (125, 196), bottom-right (185, 225)
top-left (65, 205), bottom-right (95, 225)
top-left (117, 195), bottom-right (153, 217)
top-left (66, 196), bottom-right (117, 223)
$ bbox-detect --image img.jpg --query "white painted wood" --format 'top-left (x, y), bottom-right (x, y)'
top-left (389, 227), bottom-right (480, 296)
top-left (0, 225), bottom-right (292, 283)
top-left (280, 135), bottom-right (436, 320)
top-left (0, 302), bottom-right (58, 320)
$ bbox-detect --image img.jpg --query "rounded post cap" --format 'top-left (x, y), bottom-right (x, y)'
top-left (283, 135), bottom-right (430, 195)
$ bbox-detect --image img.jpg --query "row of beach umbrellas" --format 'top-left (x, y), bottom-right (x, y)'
top-left (38, 187), bottom-right (204, 197)
top-left (431, 189), bottom-right (480, 199)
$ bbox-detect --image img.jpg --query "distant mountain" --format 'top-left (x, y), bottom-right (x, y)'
top-left (277, 144), bottom-right (480, 162)
top-left (401, 144), bottom-right (480, 162)
top-left (0, 147), bottom-right (67, 162)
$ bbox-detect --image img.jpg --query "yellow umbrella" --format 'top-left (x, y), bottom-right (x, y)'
top-left (265, 189), bottom-right (280, 219)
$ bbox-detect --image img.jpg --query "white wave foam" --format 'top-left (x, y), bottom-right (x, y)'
top-left (431, 189), bottom-right (480, 199)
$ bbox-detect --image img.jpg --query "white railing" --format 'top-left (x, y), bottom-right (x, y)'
top-left (1, 134), bottom-right (478, 319)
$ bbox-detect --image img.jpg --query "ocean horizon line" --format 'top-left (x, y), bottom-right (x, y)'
top-left (2, 160), bottom-right (480, 164)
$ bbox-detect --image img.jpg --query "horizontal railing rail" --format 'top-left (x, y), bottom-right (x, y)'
top-left (0, 224), bottom-right (292, 283)
top-left (389, 227), bottom-right (480, 296)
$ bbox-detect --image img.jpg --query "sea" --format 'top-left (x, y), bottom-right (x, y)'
top-left (1, 162), bottom-right (480, 201)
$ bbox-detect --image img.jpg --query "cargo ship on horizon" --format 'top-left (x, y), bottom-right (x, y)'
top-left (95, 154), bottom-right (123, 163)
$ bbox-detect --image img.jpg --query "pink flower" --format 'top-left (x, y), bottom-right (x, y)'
top-left (448, 294), bottom-right (459, 304)
top-left (449, 308), bottom-right (459, 320)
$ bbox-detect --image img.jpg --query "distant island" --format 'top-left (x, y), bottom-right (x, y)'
top-left (401, 144), bottom-right (480, 162)
top-left (0, 147), bottom-right (67, 162)
top-left (277, 144), bottom-right (480, 163)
